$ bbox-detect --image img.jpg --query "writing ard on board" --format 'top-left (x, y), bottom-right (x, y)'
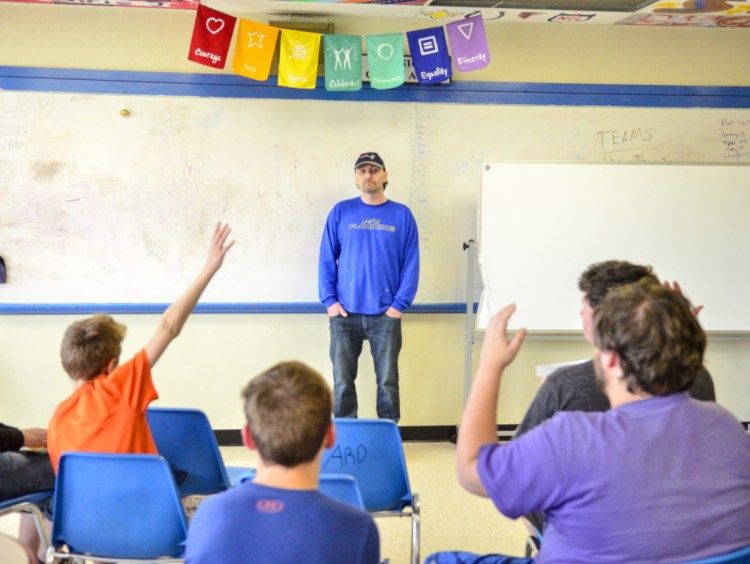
top-left (478, 162), bottom-right (750, 333)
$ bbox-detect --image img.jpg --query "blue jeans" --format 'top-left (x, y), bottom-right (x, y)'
top-left (0, 450), bottom-right (55, 502)
top-left (329, 313), bottom-right (402, 422)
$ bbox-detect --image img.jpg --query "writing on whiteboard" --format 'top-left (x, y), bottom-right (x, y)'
top-left (594, 127), bottom-right (671, 162)
top-left (0, 93), bottom-right (54, 119)
top-left (720, 118), bottom-right (750, 161)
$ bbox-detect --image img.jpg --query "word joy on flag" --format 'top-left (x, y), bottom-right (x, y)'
top-left (232, 19), bottom-right (280, 81)
top-left (188, 5), bottom-right (237, 69)
top-left (445, 15), bottom-right (491, 72)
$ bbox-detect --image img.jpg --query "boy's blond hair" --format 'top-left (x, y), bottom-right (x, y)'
top-left (60, 314), bottom-right (127, 381)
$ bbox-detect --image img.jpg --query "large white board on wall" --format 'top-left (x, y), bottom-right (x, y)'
top-left (1, 87), bottom-right (749, 308)
top-left (478, 162), bottom-right (750, 333)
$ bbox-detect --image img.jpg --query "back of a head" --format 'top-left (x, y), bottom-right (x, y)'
top-left (579, 260), bottom-right (655, 307)
top-left (593, 279), bottom-right (706, 396)
top-left (242, 361), bottom-right (332, 468)
top-left (60, 314), bottom-right (127, 381)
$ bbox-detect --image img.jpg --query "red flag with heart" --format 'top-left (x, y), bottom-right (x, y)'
top-left (188, 5), bottom-right (237, 69)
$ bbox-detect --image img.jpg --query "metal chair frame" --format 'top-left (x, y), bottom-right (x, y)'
top-left (0, 491), bottom-right (53, 557)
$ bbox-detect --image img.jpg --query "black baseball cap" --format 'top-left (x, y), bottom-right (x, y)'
top-left (354, 152), bottom-right (385, 170)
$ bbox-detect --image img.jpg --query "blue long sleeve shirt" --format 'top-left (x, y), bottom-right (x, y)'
top-left (318, 197), bottom-right (420, 315)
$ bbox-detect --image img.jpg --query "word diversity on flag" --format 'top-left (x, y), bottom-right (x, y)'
top-left (445, 15), bottom-right (491, 72)
top-left (188, 8), bottom-right (491, 90)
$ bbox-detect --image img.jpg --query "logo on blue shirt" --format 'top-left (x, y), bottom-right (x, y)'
top-left (349, 218), bottom-right (396, 232)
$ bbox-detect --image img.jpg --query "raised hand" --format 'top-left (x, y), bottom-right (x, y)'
top-left (663, 280), bottom-right (703, 317)
top-left (479, 304), bottom-right (527, 371)
top-left (205, 222), bottom-right (235, 273)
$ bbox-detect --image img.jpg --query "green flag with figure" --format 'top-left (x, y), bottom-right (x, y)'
top-left (324, 35), bottom-right (362, 92)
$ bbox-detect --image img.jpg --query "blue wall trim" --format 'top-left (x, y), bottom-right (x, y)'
top-left (2, 67), bottom-right (747, 316)
top-left (1, 66), bottom-right (749, 108)
top-left (0, 303), bottom-right (472, 315)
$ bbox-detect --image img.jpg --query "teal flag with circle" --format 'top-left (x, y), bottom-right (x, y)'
top-left (324, 35), bottom-right (362, 92)
top-left (365, 33), bottom-right (405, 90)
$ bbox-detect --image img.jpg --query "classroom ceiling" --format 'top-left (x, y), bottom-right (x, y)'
top-left (2, 0), bottom-right (748, 27)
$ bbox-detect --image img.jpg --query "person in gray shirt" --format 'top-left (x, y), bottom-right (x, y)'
top-left (515, 260), bottom-right (716, 537)
top-left (516, 361), bottom-right (715, 437)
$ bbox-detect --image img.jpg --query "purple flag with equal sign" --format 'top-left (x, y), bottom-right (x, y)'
top-left (445, 15), bottom-right (491, 72)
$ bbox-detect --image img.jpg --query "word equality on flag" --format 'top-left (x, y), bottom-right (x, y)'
top-left (445, 15), bottom-right (491, 72)
top-left (365, 34), bottom-right (405, 90)
top-left (324, 35), bottom-right (362, 92)
top-left (232, 19), bottom-right (280, 81)
top-left (406, 26), bottom-right (452, 85)
top-left (278, 29), bottom-right (322, 89)
top-left (188, 5), bottom-right (237, 70)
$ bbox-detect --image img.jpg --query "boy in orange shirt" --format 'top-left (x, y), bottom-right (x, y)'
top-left (48, 222), bottom-right (234, 472)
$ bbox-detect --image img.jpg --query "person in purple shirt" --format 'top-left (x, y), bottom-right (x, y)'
top-left (515, 260), bottom-right (716, 536)
top-left (428, 278), bottom-right (750, 563)
top-left (319, 151), bottom-right (419, 422)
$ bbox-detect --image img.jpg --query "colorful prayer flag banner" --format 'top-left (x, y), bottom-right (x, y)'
top-left (365, 34), bottom-right (405, 90)
top-left (324, 35), bottom-right (362, 92)
top-left (232, 19), bottom-right (280, 81)
top-left (406, 26), bottom-right (451, 85)
top-left (187, 5), bottom-right (237, 70)
top-left (278, 29), bottom-right (322, 89)
top-left (445, 15), bottom-right (491, 72)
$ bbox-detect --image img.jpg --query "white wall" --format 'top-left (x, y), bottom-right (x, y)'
top-left (1, 4), bottom-right (748, 429)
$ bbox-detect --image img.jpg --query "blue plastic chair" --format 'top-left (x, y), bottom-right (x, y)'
top-left (0, 490), bottom-right (54, 556)
top-left (321, 418), bottom-right (420, 564)
top-left (229, 468), bottom-right (366, 510)
top-left (683, 546), bottom-right (750, 564)
top-left (48, 452), bottom-right (187, 563)
top-left (147, 407), bottom-right (250, 496)
top-left (319, 473), bottom-right (366, 510)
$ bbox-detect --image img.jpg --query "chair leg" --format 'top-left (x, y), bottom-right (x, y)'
top-left (411, 493), bottom-right (421, 564)
top-left (0, 502), bottom-right (50, 556)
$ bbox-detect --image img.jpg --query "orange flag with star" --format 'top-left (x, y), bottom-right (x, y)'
top-left (278, 29), bottom-right (321, 89)
top-left (232, 19), bottom-right (280, 82)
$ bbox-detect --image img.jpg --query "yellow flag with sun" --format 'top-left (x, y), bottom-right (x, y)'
top-left (278, 29), bottom-right (321, 89)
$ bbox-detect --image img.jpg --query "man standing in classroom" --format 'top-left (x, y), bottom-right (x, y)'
top-left (318, 152), bottom-right (420, 423)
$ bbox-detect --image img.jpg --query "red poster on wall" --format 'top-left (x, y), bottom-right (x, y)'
top-left (188, 4), bottom-right (236, 69)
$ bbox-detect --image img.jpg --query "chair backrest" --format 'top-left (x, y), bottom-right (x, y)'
top-left (683, 546), bottom-right (750, 564)
top-left (319, 474), bottom-right (367, 510)
top-left (147, 407), bottom-right (230, 496)
top-left (51, 453), bottom-right (188, 560)
top-left (321, 418), bottom-right (413, 512)
top-left (232, 468), bottom-right (366, 510)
